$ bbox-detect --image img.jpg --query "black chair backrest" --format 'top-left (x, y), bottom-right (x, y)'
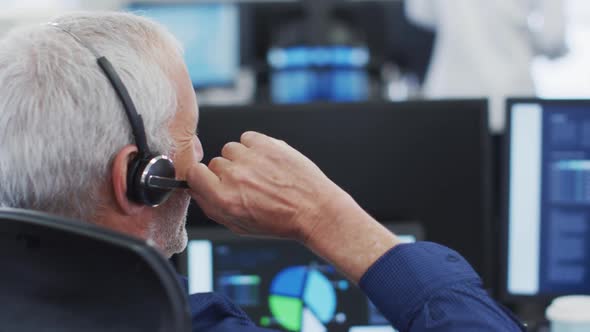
top-left (0, 208), bottom-right (191, 332)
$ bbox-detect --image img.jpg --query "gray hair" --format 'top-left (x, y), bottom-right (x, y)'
top-left (0, 12), bottom-right (183, 220)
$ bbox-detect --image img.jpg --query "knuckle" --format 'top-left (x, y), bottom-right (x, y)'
top-left (209, 157), bottom-right (228, 172)
top-left (221, 142), bottom-right (237, 156)
top-left (242, 131), bottom-right (270, 147)
top-left (220, 144), bottom-right (230, 156)
top-left (209, 157), bottom-right (221, 167)
top-left (273, 138), bottom-right (291, 150)
top-left (241, 131), bottom-right (257, 143)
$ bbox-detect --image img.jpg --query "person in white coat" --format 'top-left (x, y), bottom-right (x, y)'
top-left (405, 0), bottom-right (567, 132)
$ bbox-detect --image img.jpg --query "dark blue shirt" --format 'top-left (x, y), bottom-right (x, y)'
top-left (185, 242), bottom-right (526, 332)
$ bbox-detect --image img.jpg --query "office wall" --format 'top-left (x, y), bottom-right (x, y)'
top-left (0, 0), bottom-right (123, 36)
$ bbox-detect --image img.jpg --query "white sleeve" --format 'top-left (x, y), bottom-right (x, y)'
top-left (404, 0), bottom-right (438, 31)
top-left (529, 0), bottom-right (568, 58)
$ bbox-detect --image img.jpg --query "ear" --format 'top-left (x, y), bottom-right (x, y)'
top-left (111, 145), bottom-right (145, 216)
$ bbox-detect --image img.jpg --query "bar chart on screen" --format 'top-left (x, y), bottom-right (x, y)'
top-left (550, 161), bottom-right (590, 204)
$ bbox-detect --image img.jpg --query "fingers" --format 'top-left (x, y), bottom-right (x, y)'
top-left (186, 163), bottom-right (221, 200)
top-left (241, 131), bottom-right (291, 153)
top-left (208, 157), bottom-right (232, 176)
top-left (221, 141), bottom-right (249, 161)
top-left (240, 131), bottom-right (269, 148)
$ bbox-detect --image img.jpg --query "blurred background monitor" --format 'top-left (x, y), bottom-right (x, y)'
top-left (179, 223), bottom-right (422, 332)
top-left (242, 0), bottom-right (434, 103)
top-left (267, 46), bottom-right (371, 104)
top-left (504, 98), bottom-right (590, 300)
top-left (127, 2), bottom-right (240, 88)
top-left (188, 100), bottom-right (493, 286)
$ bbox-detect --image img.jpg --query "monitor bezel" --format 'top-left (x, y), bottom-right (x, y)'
top-left (501, 97), bottom-right (590, 302)
top-left (126, 1), bottom-right (241, 89)
top-left (177, 222), bottom-right (424, 277)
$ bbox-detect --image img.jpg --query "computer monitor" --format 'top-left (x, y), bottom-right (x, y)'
top-left (188, 100), bottom-right (493, 284)
top-left (504, 98), bottom-right (590, 299)
top-left (268, 46), bottom-right (370, 104)
top-left (178, 223), bottom-right (423, 332)
top-left (127, 2), bottom-right (239, 88)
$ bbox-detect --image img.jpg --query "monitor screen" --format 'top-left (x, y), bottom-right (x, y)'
top-left (190, 101), bottom-right (492, 284)
top-left (181, 224), bottom-right (422, 332)
top-left (268, 46), bottom-right (370, 103)
top-left (506, 99), bottom-right (590, 298)
top-left (127, 3), bottom-right (239, 88)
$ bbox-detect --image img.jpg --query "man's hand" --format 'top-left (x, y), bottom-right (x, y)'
top-left (187, 131), bottom-right (344, 243)
top-left (187, 131), bottom-right (401, 282)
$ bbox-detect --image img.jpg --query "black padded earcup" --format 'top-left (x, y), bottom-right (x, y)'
top-left (127, 155), bottom-right (176, 207)
top-left (126, 156), bottom-right (145, 204)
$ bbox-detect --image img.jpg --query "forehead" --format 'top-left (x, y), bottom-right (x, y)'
top-left (171, 61), bottom-right (199, 123)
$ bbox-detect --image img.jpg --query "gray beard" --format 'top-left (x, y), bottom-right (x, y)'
top-left (149, 191), bottom-right (191, 257)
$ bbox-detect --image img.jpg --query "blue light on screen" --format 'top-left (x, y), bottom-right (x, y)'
top-left (268, 46), bottom-right (370, 103)
top-left (128, 3), bottom-right (239, 88)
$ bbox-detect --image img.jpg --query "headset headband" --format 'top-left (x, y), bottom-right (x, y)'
top-left (49, 23), bottom-right (150, 158)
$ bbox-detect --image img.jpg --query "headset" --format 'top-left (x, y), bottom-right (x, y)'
top-left (49, 23), bottom-right (190, 207)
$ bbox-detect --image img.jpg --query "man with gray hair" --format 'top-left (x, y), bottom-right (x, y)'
top-left (0, 12), bottom-right (524, 331)
top-left (0, 12), bottom-right (192, 257)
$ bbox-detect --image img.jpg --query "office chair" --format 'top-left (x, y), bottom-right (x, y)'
top-left (0, 208), bottom-right (191, 332)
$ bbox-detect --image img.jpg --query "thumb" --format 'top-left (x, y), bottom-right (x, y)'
top-left (187, 163), bottom-right (221, 201)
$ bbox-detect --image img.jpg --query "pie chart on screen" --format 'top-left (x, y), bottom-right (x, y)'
top-left (268, 266), bottom-right (337, 332)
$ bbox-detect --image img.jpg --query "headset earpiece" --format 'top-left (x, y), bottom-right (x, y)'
top-left (127, 155), bottom-right (178, 207)
top-left (126, 155), bottom-right (143, 204)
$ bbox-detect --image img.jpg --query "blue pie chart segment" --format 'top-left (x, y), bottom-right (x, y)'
top-left (302, 269), bottom-right (337, 323)
top-left (270, 266), bottom-right (307, 297)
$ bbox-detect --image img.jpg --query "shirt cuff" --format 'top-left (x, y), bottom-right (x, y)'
top-left (359, 242), bottom-right (482, 330)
